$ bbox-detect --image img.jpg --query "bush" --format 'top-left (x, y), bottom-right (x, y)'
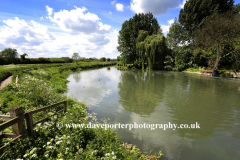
top-left (100, 57), bottom-right (106, 62)
top-left (219, 72), bottom-right (233, 78)
top-left (232, 61), bottom-right (240, 72)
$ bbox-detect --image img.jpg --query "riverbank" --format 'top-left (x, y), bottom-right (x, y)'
top-left (0, 62), bottom-right (162, 159)
top-left (183, 70), bottom-right (240, 78)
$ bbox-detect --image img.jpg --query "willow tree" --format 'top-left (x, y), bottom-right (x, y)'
top-left (136, 30), bottom-right (167, 70)
top-left (136, 30), bottom-right (149, 70)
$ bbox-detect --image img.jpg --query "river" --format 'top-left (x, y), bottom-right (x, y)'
top-left (66, 66), bottom-right (240, 160)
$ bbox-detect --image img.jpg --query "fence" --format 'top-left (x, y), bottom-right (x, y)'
top-left (0, 100), bottom-right (67, 154)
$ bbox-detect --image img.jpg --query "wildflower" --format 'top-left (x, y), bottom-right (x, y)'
top-left (112, 156), bottom-right (117, 159)
top-left (31, 154), bottom-right (37, 158)
top-left (47, 142), bottom-right (51, 145)
top-left (50, 138), bottom-right (54, 142)
top-left (112, 151), bottom-right (115, 155)
top-left (49, 146), bottom-right (53, 149)
top-left (45, 154), bottom-right (49, 158)
top-left (67, 136), bottom-right (70, 138)
top-left (43, 145), bottom-right (46, 148)
top-left (105, 153), bottom-right (110, 157)
top-left (30, 148), bottom-right (36, 154)
top-left (56, 140), bottom-right (63, 145)
top-left (16, 159), bottom-right (23, 160)
top-left (67, 141), bottom-right (71, 144)
top-left (66, 148), bottom-right (69, 150)
top-left (23, 154), bottom-right (28, 158)
top-left (94, 150), bottom-right (98, 152)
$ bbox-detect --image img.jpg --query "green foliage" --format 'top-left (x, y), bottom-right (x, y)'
top-left (100, 57), bottom-right (106, 62)
top-left (0, 48), bottom-right (19, 63)
top-left (106, 58), bottom-right (110, 61)
top-left (232, 61), bottom-right (240, 72)
top-left (116, 56), bottom-right (121, 61)
top-left (184, 65), bottom-right (205, 72)
top-left (133, 59), bottom-right (143, 69)
top-left (136, 30), bottom-right (167, 70)
top-left (167, 18), bottom-right (186, 49)
top-left (72, 53), bottom-right (80, 63)
top-left (20, 53), bottom-right (28, 60)
top-left (0, 62), bottom-right (155, 160)
top-left (219, 72), bottom-right (234, 78)
top-left (117, 12), bottom-right (161, 64)
top-left (179, 0), bottom-right (235, 42)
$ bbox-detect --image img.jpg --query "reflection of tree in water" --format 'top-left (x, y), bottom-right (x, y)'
top-left (164, 73), bottom-right (240, 139)
top-left (118, 70), bottom-right (166, 116)
top-left (73, 72), bottom-right (81, 83)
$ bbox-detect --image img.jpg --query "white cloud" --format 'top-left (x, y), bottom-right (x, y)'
top-left (130, 0), bottom-right (180, 15)
top-left (47, 6), bottom-right (112, 35)
top-left (161, 19), bottom-right (174, 34)
top-left (179, 0), bottom-right (188, 9)
top-left (0, 17), bottom-right (55, 48)
top-left (0, 6), bottom-right (120, 59)
top-left (109, 11), bottom-right (112, 15)
top-left (40, 17), bottom-right (44, 20)
top-left (111, 0), bottom-right (117, 5)
top-left (46, 5), bottom-right (53, 16)
top-left (116, 3), bottom-right (124, 12)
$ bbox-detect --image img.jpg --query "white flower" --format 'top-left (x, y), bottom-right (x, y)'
top-left (16, 159), bottom-right (23, 160)
top-left (94, 150), bottom-right (98, 152)
top-left (23, 154), bottom-right (28, 158)
top-left (67, 136), bottom-right (70, 138)
top-left (45, 154), bottom-right (49, 158)
top-left (66, 148), bottom-right (69, 150)
top-left (105, 153), bottom-right (110, 157)
top-left (67, 141), bottom-right (71, 144)
top-left (112, 155), bottom-right (117, 159)
top-left (56, 140), bottom-right (63, 145)
top-left (30, 148), bottom-right (36, 154)
top-left (112, 151), bottom-right (115, 155)
top-left (43, 145), bottom-right (46, 148)
top-left (49, 146), bottom-right (53, 149)
top-left (50, 138), bottom-right (54, 142)
top-left (47, 142), bottom-right (51, 145)
top-left (31, 154), bottom-right (37, 158)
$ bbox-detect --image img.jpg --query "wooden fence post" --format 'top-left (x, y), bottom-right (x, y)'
top-left (25, 112), bottom-right (34, 137)
top-left (9, 107), bottom-right (28, 138)
top-left (64, 100), bottom-right (67, 112)
top-left (15, 75), bottom-right (18, 86)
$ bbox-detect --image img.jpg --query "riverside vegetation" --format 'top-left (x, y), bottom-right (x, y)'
top-left (0, 62), bottom-right (163, 159)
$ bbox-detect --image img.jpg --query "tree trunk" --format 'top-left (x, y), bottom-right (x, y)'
top-left (212, 43), bottom-right (221, 76)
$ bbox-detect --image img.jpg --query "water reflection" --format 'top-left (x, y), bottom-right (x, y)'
top-left (66, 67), bottom-right (240, 160)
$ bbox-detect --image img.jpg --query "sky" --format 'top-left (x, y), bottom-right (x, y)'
top-left (0, 0), bottom-right (239, 59)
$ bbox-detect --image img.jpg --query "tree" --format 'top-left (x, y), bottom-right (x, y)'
top-left (116, 56), bottom-right (121, 61)
top-left (20, 53), bottom-right (28, 60)
top-left (179, 0), bottom-right (235, 42)
top-left (1, 48), bottom-right (19, 63)
top-left (100, 57), bottom-right (106, 62)
top-left (192, 11), bottom-right (240, 76)
top-left (106, 58), bottom-right (110, 61)
top-left (72, 53), bottom-right (80, 63)
top-left (117, 12), bottom-right (161, 64)
top-left (136, 30), bottom-right (167, 70)
top-left (166, 18), bottom-right (186, 49)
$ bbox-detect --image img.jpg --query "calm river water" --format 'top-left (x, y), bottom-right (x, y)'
top-left (66, 66), bottom-right (240, 160)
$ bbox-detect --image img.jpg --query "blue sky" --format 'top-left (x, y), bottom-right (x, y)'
top-left (0, 0), bottom-right (239, 59)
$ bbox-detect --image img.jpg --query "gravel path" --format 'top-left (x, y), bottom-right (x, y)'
top-left (0, 76), bottom-right (13, 90)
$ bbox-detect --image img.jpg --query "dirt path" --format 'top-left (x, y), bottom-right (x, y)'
top-left (0, 76), bottom-right (13, 90)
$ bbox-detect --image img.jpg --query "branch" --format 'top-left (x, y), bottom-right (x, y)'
top-left (220, 48), bottom-right (240, 59)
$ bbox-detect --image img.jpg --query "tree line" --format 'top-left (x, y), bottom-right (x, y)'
top-left (117, 0), bottom-right (240, 76)
top-left (0, 48), bottom-right (115, 65)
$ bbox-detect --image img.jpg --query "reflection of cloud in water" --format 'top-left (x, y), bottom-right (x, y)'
top-left (114, 104), bottom-right (194, 160)
top-left (66, 67), bottom-right (120, 106)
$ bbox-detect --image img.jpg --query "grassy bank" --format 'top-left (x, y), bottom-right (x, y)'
top-left (0, 62), bottom-right (162, 159)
